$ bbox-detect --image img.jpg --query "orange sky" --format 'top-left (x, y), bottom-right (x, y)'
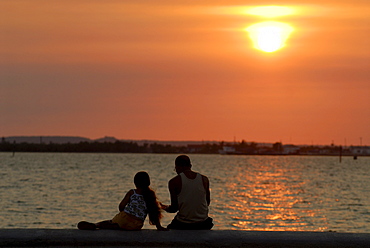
top-left (1, 0), bottom-right (369, 145)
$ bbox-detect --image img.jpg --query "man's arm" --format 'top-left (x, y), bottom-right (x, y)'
top-left (202, 175), bottom-right (211, 206)
top-left (162, 176), bottom-right (181, 213)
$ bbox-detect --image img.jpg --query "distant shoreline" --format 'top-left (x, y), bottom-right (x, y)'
top-left (1, 151), bottom-right (368, 157)
top-left (1, 135), bottom-right (367, 146)
top-left (1, 136), bottom-right (369, 156)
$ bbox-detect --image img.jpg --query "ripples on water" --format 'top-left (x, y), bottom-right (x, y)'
top-left (0, 152), bottom-right (369, 232)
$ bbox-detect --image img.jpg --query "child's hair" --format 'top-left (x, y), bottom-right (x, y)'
top-left (134, 171), bottom-right (163, 225)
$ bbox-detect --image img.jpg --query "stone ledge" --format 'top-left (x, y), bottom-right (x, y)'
top-left (0, 229), bottom-right (369, 247)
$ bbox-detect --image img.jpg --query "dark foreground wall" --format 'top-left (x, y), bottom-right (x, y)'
top-left (1, 229), bottom-right (369, 248)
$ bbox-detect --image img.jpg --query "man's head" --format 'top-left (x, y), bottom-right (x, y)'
top-left (175, 155), bottom-right (192, 174)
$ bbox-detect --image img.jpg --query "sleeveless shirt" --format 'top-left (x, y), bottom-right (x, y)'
top-left (176, 172), bottom-right (208, 223)
top-left (123, 190), bottom-right (147, 221)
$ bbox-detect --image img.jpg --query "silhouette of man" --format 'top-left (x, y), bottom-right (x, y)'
top-left (161, 155), bottom-right (213, 229)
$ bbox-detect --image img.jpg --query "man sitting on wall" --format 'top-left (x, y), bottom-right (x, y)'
top-left (161, 155), bottom-right (213, 229)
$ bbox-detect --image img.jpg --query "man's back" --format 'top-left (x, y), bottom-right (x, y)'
top-left (176, 172), bottom-right (208, 223)
top-left (164, 155), bottom-right (213, 230)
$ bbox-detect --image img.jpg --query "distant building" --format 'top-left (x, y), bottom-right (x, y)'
top-left (350, 146), bottom-right (370, 155)
top-left (187, 144), bottom-right (204, 153)
top-left (219, 146), bottom-right (236, 154)
top-left (282, 145), bottom-right (300, 154)
top-left (273, 142), bottom-right (283, 152)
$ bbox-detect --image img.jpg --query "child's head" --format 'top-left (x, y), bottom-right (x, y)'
top-left (134, 171), bottom-right (162, 224)
top-left (134, 171), bottom-right (150, 188)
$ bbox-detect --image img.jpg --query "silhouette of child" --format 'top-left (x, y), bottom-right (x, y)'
top-left (77, 171), bottom-right (167, 231)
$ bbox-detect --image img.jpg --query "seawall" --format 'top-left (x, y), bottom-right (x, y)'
top-left (1, 229), bottom-right (370, 247)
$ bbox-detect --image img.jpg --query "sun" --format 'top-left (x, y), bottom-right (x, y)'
top-left (245, 6), bottom-right (295, 53)
top-left (246, 21), bottom-right (294, 53)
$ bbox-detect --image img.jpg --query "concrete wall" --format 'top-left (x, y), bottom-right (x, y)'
top-left (1, 229), bottom-right (369, 247)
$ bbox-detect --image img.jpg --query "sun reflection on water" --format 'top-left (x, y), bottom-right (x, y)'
top-left (223, 158), bottom-right (319, 231)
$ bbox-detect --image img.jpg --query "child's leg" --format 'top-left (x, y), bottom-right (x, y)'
top-left (96, 220), bottom-right (120, 230)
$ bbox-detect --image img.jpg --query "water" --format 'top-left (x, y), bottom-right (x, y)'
top-left (0, 152), bottom-right (369, 232)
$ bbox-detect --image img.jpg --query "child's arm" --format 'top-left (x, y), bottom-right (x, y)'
top-left (152, 217), bottom-right (168, 231)
top-left (118, 190), bottom-right (134, 212)
top-left (155, 223), bottom-right (168, 231)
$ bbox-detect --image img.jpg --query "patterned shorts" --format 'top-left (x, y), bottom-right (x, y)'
top-left (111, 211), bottom-right (144, 230)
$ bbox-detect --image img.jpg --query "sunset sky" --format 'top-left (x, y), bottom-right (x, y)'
top-left (1, 0), bottom-right (369, 145)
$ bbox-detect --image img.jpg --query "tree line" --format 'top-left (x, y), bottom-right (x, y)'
top-left (1, 139), bottom-right (361, 155)
top-left (0, 140), bottom-right (218, 154)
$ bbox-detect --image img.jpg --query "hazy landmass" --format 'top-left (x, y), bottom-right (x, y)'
top-left (2, 136), bottom-right (221, 146)
top-left (1, 136), bottom-right (369, 156)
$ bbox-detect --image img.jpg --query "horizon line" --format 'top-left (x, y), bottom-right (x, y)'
top-left (2, 135), bottom-right (367, 147)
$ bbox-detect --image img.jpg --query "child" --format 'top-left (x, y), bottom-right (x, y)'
top-left (77, 171), bottom-right (167, 231)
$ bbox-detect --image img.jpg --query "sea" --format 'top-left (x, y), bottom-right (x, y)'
top-left (0, 152), bottom-right (369, 232)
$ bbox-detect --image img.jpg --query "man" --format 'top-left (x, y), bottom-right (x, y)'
top-left (161, 155), bottom-right (213, 229)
